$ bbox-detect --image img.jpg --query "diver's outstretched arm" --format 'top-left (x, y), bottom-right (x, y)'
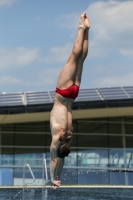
top-left (55, 158), bottom-right (65, 179)
top-left (50, 158), bottom-right (64, 189)
top-left (50, 136), bottom-right (61, 189)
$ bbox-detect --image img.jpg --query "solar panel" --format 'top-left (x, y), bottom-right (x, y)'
top-left (0, 87), bottom-right (133, 107)
top-left (77, 89), bottom-right (102, 101)
top-left (26, 91), bottom-right (51, 105)
top-left (123, 86), bottom-right (133, 98)
top-left (49, 91), bottom-right (55, 102)
top-left (99, 87), bottom-right (129, 100)
top-left (0, 93), bottom-right (23, 106)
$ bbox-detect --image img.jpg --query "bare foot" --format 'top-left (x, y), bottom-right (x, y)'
top-left (79, 12), bottom-right (90, 29)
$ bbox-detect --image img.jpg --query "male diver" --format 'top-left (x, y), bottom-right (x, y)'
top-left (50, 12), bottom-right (90, 189)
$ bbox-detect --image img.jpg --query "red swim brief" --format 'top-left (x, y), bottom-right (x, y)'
top-left (55, 84), bottom-right (79, 99)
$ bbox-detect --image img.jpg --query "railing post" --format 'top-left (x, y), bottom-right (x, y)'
top-left (42, 158), bottom-right (48, 187)
top-left (23, 164), bottom-right (35, 191)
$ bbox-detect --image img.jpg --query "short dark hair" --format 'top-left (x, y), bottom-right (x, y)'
top-left (57, 143), bottom-right (70, 158)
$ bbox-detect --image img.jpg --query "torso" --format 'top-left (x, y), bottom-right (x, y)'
top-left (50, 93), bottom-right (73, 144)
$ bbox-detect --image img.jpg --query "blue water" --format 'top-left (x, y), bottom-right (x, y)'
top-left (0, 188), bottom-right (133, 200)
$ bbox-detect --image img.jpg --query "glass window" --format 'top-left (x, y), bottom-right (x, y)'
top-left (126, 137), bottom-right (133, 148)
top-left (15, 149), bottom-right (45, 166)
top-left (64, 150), bottom-right (77, 166)
top-left (109, 136), bottom-right (123, 148)
top-left (78, 134), bottom-right (108, 148)
top-left (46, 133), bottom-right (52, 147)
top-left (108, 121), bottom-right (122, 134)
top-left (1, 132), bottom-right (14, 146)
top-left (109, 149), bottom-right (133, 168)
top-left (70, 134), bottom-right (77, 147)
top-left (1, 147), bottom-right (13, 165)
top-left (15, 133), bottom-right (46, 146)
top-left (1, 124), bottom-right (14, 132)
top-left (125, 124), bottom-right (133, 135)
top-left (109, 149), bottom-right (125, 168)
top-left (75, 119), bottom-right (108, 134)
top-left (124, 117), bottom-right (133, 123)
top-left (78, 149), bottom-right (108, 167)
top-left (126, 149), bottom-right (133, 168)
top-left (15, 122), bottom-right (46, 133)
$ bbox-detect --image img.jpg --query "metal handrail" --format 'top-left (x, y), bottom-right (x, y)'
top-left (23, 164), bottom-right (35, 191)
top-left (42, 158), bottom-right (48, 187)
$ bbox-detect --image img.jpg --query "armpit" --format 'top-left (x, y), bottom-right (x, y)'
top-left (66, 135), bottom-right (73, 141)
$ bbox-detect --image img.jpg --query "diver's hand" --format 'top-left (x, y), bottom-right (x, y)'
top-left (51, 178), bottom-right (61, 189)
top-left (51, 183), bottom-right (58, 189)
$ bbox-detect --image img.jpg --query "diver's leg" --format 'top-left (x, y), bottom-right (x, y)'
top-left (56, 13), bottom-right (88, 89)
top-left (74, 28), bottom-right (89, 86)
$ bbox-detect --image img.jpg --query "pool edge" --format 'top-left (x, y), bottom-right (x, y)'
top-left (0, 185), bottom-right (133, 189)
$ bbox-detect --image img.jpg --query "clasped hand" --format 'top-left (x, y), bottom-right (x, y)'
top-left (51, 177), bottom-right (61, 189)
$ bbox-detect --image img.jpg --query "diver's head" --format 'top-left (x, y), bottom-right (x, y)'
top-left (57, 143), bottom-right (70, 158)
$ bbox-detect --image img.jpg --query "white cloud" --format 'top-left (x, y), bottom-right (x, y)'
top-left (87, 63), bottom-right (133, 87)
top-left (0, 76), bottom-right (31, 86)
top-left (59, 1), bottom-right (133, 58)
top-left (0, 0), bottom-right (17, 8)
top-left (93, 73), bottom-right (133, 87)
top-left (33, 67), bottom-right (62, 86)
top-left (120, 49), bottom-right (133, 57)
top-left (0, 67), bottom-right (61, 88)
top-left (86, 0), bottom-right (133, 58)
top-left (43, 43), bottom-right (72, 63)
top-left (0, 47), bottom-right (40, 69)
top-left (0, 43), bottom-right (72, 69)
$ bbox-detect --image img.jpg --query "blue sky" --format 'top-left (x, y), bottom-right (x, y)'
top-left (0, 0), bottom-right (133, 93)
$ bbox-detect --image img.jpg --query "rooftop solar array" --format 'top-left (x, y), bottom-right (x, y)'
top-left (76, 89), bottom-right (102, 101)
top-left (0, 92), bottom-right (24, 107)
top-left (123, 86), bottom-right (133, 98)
top-left (49, 91), bottom-right (56, 102)
top-left (98, 87), bottom-right (130, 100)
top-left (26, 91), bottom-right (52, 105)
top-left (0, 86), bottom-right (133, 107)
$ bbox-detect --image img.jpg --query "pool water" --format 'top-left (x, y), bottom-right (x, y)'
top-left (0, 188), bottom-right (133, 200)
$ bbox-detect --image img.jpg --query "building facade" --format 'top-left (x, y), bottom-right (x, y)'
top-left (0, 86), bottom-right (133, 186)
